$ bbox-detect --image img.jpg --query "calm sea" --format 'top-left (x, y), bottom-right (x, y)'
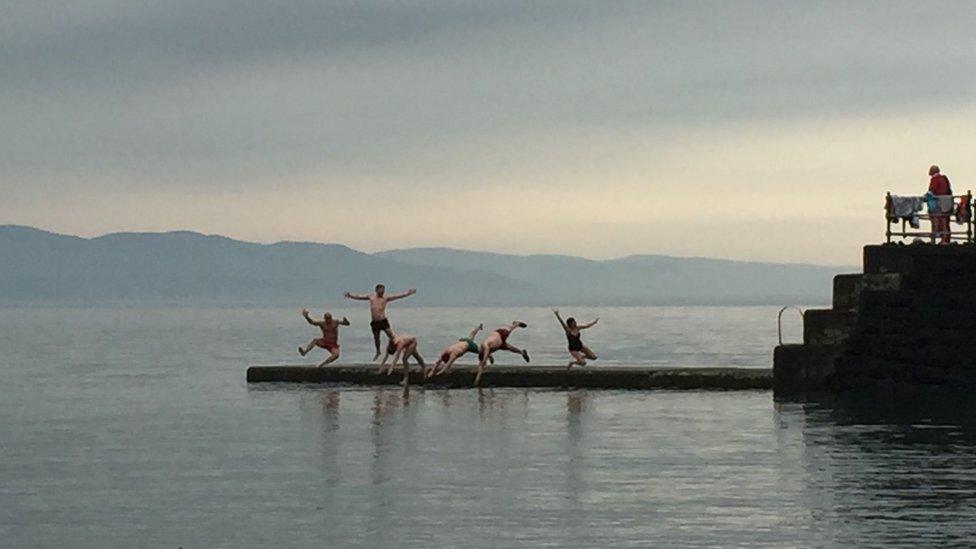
top-left (2, 306), bottom-right (975, 547)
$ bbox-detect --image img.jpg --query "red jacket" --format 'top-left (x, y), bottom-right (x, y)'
top-left (930, 174), bottom-right (951, 196)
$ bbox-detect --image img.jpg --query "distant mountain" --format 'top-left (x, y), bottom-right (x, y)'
top-left (376, 247), bottom-right (845, 305)
top-left (0, 226), bottom-right (846, 305)
top-left (0, 226), bottom-right (533, 305)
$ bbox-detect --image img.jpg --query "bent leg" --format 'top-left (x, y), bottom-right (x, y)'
top-left (299, 340), bottom-right (318, 357)
top-left (567, 350), bottom-right (586, 370)
top-left (319, 349), bottom-right (340, 367)
top-left (582, 345), bottom-right (597, 360)
top-left (503, 343), bottom-right (530, 363)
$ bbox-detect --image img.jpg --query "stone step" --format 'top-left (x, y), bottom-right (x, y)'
top-left (832, 273), bottom-right (902, 311)
top-left (803, 309), bottom-right (858, 346)
top-left (773, 344), bottom-right (842, 392)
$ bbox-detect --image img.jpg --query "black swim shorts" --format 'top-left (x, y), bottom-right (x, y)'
top-left (370, 318), bottom-right (391, 334)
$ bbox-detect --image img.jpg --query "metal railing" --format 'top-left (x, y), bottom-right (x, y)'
top-left (777, 306), bottom-right (804, 346)
top-left (885, 191), bottom-right (974, 244)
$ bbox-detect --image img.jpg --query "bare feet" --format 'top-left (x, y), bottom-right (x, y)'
top-left (521, 350), bottom-right (530, 363)
top-left (298, 346), bottom-right (307, 357)
top-left (373, 350), bottom-right (381, 361)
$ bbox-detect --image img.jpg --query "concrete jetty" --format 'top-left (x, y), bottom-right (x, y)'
top-left (246, 364), bottom-right (772, 390)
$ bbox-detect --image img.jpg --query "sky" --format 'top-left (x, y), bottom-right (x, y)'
top-left (3, 1), bottom-right (976, 266)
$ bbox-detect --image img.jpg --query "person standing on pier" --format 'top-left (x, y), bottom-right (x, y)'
top-left (553, 309), bottom-right (599, 370)
top-left (298, 309), bottom-right (350, 367)
top-left (344, 284), bottom-right (416, 360)
top-left (428, 323), bottom-right (493, 378)
top-left (928, 165), bottom-right (953, 244)
top-left (474, 321), bottom-right (530, 386)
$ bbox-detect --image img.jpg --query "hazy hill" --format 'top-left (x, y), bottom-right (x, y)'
top-left (0, 226), bottom-right (533, 305)
top-left (376, 247), bottom-right (845, 305)
top-left (0, 226), bottom-right (845, 305)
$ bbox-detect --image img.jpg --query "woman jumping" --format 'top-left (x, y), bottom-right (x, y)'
top-left (553, 309), bottom-right (598, 370)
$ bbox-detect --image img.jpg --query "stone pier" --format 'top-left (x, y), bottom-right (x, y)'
top-left (774, 244), bottom-right (976, 393)
top-left (247, 364), bottom-right (772, 390)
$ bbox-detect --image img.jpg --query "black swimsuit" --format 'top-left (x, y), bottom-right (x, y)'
top-left (567, 331), bottom-right (583, 352)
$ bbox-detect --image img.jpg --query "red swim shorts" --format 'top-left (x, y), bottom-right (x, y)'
top-left (314, 339), bottom-right (340, 353)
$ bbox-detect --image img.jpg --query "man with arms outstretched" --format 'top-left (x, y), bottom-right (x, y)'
top-left (344, 284), bottom-right (416, 360)
top-left (298, 308), bottom-right (350, 367)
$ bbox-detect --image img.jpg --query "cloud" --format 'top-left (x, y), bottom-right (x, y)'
top-left (3, 1), bottom-right (976, 264)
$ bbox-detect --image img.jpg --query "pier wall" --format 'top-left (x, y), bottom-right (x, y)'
top-left (774, 244), bottom-right (976, 393)
top-left (247, 365), bottom-right (772, 390)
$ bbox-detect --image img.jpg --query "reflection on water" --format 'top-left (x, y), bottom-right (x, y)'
top-left (775, 393), bottom-right (976, 547)
top-left (271, 387), bottom-right (976, 547)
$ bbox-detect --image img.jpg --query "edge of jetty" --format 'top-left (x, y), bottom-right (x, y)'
top-left (246, 364), bottom-right (772, 390)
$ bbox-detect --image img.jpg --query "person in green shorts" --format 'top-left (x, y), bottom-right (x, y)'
top-left (427, 323), bottom-right (492, 378)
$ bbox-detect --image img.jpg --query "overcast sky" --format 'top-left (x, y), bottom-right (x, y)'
top-left (3, 1), bottom-right (975, 265)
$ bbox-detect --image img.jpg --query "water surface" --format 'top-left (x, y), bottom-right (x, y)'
top-left (3, 306), bottom-right (974, 547)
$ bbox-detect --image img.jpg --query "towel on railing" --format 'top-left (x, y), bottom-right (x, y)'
top-left (956, 198), bottom-right (972, 224)
top-left (939, 195), bottom-right (955, 214)
top-left (923, 192), bottom-right (954, 215)
top-left (890, 195), bottom-right (924, 228)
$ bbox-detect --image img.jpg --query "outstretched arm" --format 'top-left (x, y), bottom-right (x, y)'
top-left (379, 346), bottom-right (394, 367)
top-left (553, 309), bottom-right (568, 331)
top-left (467, 323), bottom-right (484, 339)
top-left (344, 292), bottom-right (369, 300)
top-left (579, 318), bottom-right (599, 330)
top-left (302, 309), bottom-right (319, 326)
top-left (386, 288), bottom-right (417, 302)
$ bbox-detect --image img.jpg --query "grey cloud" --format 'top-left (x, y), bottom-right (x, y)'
top-left (3, 1), bottom-right (975, 192)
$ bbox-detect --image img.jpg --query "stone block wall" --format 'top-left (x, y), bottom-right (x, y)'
top-left (774, 244), bottom-right (976, 393)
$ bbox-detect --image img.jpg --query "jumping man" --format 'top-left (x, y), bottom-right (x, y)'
top-left (378, 332), bottom-right (426, 376)
top-left (553, 309), bottom-right (599, 370)
top-left (474, 321), bottom-right (530, 386)
top-left (298, 308), bottom-right (350, 367)
top-left (344, 284), bottom-right (417, 360)
top-left (428, 323), bottom-right (493, 378)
